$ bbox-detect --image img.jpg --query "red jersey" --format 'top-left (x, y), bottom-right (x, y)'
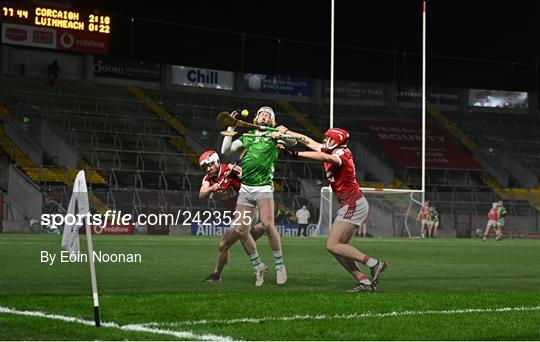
top-left (488, 207), bottom-right (499, 221)
top-left (202, 164), bottom-right (242, 211)
top-left (322, 146), bottom-right (363, 207)
top-left (418, 205), bottom-right (429, 220)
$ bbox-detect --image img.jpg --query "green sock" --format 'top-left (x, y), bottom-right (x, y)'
top-left (273, 250), bottom-right (284, 268)
top-left (250, 252), bottom-right (261, 268)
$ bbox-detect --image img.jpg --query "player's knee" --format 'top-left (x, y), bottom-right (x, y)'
top-left (326, 241), bottom-right (337, 254)
top-left (234, 226), bottom-right (250, 238)
top-left (218, 239), bottom-right (228, 252)
top-left (261, 218), bottom-right (274, 229)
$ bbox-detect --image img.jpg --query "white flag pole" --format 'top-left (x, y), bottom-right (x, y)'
top-left (421, 0), bottom-right (426, 205)
top-left (330, 0), bottom-right (335, 129)
top-left (76, 170), bottom-right (101, 327)
top-left (86, 214), bottom-right (100, 327)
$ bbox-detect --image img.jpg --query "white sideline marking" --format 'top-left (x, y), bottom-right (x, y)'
top-left (144, 305), bottom-right (540, 327)
top-left (0, 306), bottom-right (233, 341)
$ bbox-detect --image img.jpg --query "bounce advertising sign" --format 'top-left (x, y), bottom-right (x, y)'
top-left (364, 121), bottom-right (481, 170)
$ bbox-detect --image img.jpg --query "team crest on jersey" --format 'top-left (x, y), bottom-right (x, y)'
top-left (253, 136), bottom-right (270, 143)
top-left (335, 148), bottom-right (346, 156)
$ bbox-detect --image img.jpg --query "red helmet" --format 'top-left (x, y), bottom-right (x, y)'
top-left (323, 128), bottom-right (350, 150)
top-left (199, 150), bottom-right (220, 167)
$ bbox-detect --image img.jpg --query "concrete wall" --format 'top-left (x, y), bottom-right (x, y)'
top-left (496, 151), bottom-right (538, 188)
top-left (39, 118), bottom-right (79, 168)
top-left (7, 164), bottom-right (42, 221)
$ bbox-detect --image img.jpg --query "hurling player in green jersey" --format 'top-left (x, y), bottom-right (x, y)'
top-left (427, 206), bottom-right (439, 238)
top-left (221, 106), bottom-right (296, 286)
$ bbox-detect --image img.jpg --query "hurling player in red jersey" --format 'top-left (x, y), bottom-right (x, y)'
top-left (271, 127), bottom-right (387, 292)
top-left (482, 202), bottom-right (500, 241)
top-left (416, 201), bottom-right (430, 238)
top-left (198, 150), bottom-right (266, 282)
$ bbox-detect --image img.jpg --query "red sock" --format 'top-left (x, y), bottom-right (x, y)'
top-left (360, 255), bottom-right (378, 267)
top-left (355, 274), bottom-right (371, 285)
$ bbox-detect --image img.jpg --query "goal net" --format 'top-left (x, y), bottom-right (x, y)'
top-left (315, 186), bottom-right (424, 237)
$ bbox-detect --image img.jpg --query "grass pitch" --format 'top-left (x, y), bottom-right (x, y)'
top-left (1, 234), bottom-right (539, 340)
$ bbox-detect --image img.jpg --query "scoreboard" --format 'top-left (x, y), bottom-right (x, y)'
top-left (1, 3), bottom-right (111, 54)
top-left (1, 3), bottom-right (111, 34)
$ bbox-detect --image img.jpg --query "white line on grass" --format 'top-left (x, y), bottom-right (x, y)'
top-left (0, 306), bottom-right (234, 341)
top-left (143, 305), bottom-right (540, 327)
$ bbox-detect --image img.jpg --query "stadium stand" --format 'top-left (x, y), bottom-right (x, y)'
top-left (0, 57), bottom-right (539, 236)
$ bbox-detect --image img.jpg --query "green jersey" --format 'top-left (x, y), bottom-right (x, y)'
top-left (238, 131), bottom-right (280, 186)
top-left (428, 208), bottom-right (438, 222)
top-left (498, 206), bottom-right (507, 218)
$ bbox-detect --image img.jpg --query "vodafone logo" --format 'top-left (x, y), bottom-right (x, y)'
top-left (59, 32), bottom-right (74, 48)
top-left (6, 28), bottom-right (27, 41)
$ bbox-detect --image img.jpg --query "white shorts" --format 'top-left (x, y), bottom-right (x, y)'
top-left (237, 184), bottom-right (274, 208)
top-left (421, 219), bottom-right (427, 226)
top-left (487, 220), bottom-right (498, 228)
top-left (497, 218), bottom-right (505, 229)
top-left (335, 196), bottom-right (369, 227)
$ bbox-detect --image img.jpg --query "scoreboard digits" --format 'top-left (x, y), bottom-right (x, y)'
top-left (2, 6), bottom-right (28, 18)
top-left (88, 14), bottom-right (111, 33)
top-left (1, 3), bottom-right (111, 35)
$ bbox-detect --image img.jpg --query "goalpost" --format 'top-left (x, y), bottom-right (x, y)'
top-left (316, 187), bottom-right (424, 237)
top-left (324, 0), bottom-right (427, 236)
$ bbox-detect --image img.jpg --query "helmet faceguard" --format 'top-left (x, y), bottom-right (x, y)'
top-left (199, 150), bottom-right (220, 176)
top-left (254, 106), bottom-right (276, 127)
top-left (323, 128), bottom-right (350, 151)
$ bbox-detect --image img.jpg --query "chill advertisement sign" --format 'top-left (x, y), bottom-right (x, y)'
top-left (172, 65), bottom-right (234, 90)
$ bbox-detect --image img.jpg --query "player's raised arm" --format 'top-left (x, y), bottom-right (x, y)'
top-left (276, 126), bottom-right (320, 151)
top-left (221, 112), bottom-right (245, 155)
top-left (292, 150), bottom-right (341, 165)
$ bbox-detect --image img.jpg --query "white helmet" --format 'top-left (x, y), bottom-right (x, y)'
top-left (199, 150), bottom-right (220, 167)
top-left (492, 202), bottom-right (498, 208)
top-left (254, 106), bottom-right (276, 127)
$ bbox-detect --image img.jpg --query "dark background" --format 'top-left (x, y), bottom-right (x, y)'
top-left (10, 0), bottom-right (540, 90)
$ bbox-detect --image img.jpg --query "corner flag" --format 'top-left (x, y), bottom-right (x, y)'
top-left (61, 170), bottom-right (101, 327)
